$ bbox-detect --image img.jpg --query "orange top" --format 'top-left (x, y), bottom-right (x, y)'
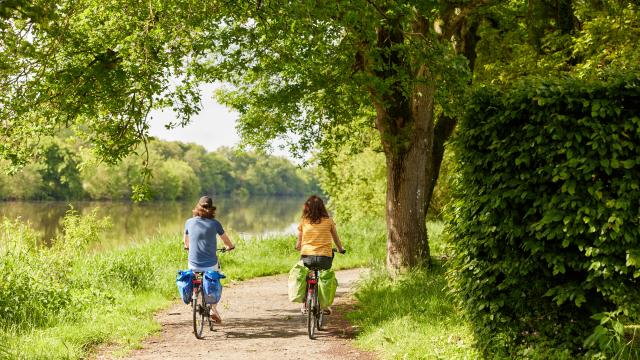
top-left (298, 217), bottom-right (335, 257)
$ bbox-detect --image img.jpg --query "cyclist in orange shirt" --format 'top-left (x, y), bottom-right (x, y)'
top-left (295, 195), bottom-right (345, 314)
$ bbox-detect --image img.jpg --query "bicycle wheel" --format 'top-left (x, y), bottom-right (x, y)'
top-left (209, 310), bottom-right (214, 331)
top-left (317, 309), bottom-right (325, 331)
top-left (193, 288), bottom-right (205, 339)
top-left (307, 286), bottom-right (317, 339)
top-left (316, 285), bottom-right (326, 330)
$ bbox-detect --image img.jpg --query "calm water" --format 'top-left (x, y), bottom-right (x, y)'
top-left (0, 197), bottom-right (305, 249)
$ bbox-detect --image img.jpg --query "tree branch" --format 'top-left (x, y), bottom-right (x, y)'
top-left (365, 0), bottom-right (389, 20)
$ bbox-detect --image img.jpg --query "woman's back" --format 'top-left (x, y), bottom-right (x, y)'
top-left (299, 217), bottom-right (335, 257)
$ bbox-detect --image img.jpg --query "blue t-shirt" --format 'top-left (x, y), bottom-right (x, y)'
top-left (185, 217), bottom-right (225, 269)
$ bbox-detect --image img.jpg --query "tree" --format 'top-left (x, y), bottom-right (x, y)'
top-left (198, 1), bottom-right (493, 271)
top-left (0, 0), bottom-right (490, 272)
top-left (0, 0), bottom-right (214, 166)
top-left (3, 0), bottom-right (637, 272)
top-left (37, 140), bottom-right (84, 200)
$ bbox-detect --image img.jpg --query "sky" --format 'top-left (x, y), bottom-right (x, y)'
top-left (147, 83), bottom-right (297, 160)
top-left (148, 84), bottom-right (241, 151)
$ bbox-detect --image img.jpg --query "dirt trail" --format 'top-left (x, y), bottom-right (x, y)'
top-left (96, 268), bottom-right (375, 360)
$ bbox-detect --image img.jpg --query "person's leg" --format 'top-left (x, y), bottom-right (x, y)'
top-left (209, 262), bottom-right (223, 322)
top-left (210, 304), bottom-right (222, 322)
top-left (318, 256), bottom-right (334, 314)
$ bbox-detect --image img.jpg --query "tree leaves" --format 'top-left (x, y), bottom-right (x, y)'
top-left (448, 73), bottom-right (640, 356)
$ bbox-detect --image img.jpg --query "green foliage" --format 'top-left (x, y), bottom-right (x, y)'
top-left (0, 211), bottom-right (383, 358)
top-left (449, 74), bottom-right (640, 357)
top-left (0, 162), bottom-right (43, 200)
top-left (36, 139), bottom-right (85, 200)
top-left (148, 158), bottom-right (200, 200)
top-left (0, 138), bottom-right (320, 200)
top-left (584, 310), bottom-right (640, 359)
top-left (348, 224), bottom-right (477, 359)
top-left (80, 153), bottom-right (144, 200)
top-left (320, 147), bottom-right (386, 223)
top-left (0, 0), bottom-right (215, 166)
top-left (0, 210), bottom-right (109, 330)
top-left (474, 1), bottom-right (640, 84)
top-left (320, 143), bottom-right (454, 221)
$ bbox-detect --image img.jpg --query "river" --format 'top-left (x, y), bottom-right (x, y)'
top-left (0, 197), bottom-right (305, 250)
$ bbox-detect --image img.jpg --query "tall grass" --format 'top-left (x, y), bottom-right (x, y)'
top-left (348, 220), bottom-right (479, 359)
top-left (0, 210), bottom-right (468, 359)
top-left (0, 213), bottom-right (384, 359)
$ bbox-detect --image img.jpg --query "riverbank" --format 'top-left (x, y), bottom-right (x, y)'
top-left (0, 213), bottom-right (385, 359)
top-left (0, 197), bottom-right (306, 250)
top-left (0, 211), bottom-right (475, 359)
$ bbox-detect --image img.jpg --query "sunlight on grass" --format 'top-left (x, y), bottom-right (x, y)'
top-left (349, 264), bottom-right (478, 360)
top-left (347, 221), bottom-right (478, 359)
top-left (0, 216), bottom-right (386, 359)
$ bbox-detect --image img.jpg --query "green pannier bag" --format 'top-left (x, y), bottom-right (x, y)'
top-left (288, 261), bottom-right (307, 303)
top-left (318, 269), bottom-right (338, 308)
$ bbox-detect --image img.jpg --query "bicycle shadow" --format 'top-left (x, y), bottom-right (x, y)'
top-left (216, 316), bottom-right (306, 339)
top-left (212, 301), bottom-right (360, 341)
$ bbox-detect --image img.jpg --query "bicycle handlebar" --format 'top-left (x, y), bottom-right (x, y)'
top-left (183, 246), bottom-right (235, 252)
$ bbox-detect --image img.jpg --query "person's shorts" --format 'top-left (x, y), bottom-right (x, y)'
top-left (301, 255), bottom-right (333, 270)
top-left (188, 262), bottom-right (220, 272)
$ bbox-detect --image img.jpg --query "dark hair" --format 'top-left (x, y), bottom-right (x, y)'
top-left (192, 196), bottom-right (216, 219)
top-left (302, 195), bottom-right (329, 224)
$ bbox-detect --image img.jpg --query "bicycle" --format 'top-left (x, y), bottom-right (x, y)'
top-left (303, 248), bottom-right (345, 340)
top-left (187, 247), bottom-right (229, 339)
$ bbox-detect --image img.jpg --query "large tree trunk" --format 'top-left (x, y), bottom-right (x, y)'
top-left (383, 115), bottom-right (433, 271)
top-left (364, 2), bottom-right (486, 273)
top-left (374, 65), bottom-right (437, 272)
top-left (370, 16), bottom-right (438, 273)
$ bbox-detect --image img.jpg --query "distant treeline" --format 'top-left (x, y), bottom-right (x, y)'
top-left (0, 138), bottom-right (320, 201)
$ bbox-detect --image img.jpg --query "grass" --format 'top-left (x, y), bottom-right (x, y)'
top-left (347, 221), bottom-right (479, 360)
top-left (0, 211), bottom-right (473, 359)
top-left (0, 214), bottom-right (385, 359)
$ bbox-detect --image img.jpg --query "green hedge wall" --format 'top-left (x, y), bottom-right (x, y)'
top-left (448, 75), bottom-right (640, 357)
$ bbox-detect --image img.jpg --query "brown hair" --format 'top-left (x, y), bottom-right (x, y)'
top-left (302, 195), bottom-right (329, 224)
top-left (192, 196), bottom-right (216, 219)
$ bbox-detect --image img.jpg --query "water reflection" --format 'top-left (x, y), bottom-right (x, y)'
top-left (0, 197), bottom-right (304, 249)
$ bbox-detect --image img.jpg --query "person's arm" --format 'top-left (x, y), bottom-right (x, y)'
top-left (183, 233), bottom-right (190, 250)
top-left (330, 226), bottom-right (345, 253)
top-left (220, 233), bottom-right (235, 251)
top-left (295, 230), bottom-right (302, 251)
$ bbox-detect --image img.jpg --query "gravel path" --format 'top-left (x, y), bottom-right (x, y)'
top-left (96, 268), bottom-right (375, 360)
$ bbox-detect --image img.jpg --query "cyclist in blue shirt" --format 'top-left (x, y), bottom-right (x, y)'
top-left (183, 196), bottom-right (235, 322)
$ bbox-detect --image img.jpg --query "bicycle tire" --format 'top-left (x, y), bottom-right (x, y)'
top-left (193, 288), bottom-right (205, 339)
top-left (307, 286), bottom-right (317, 339)
top-left (317, 310), bottom-right (325, 331)
top-left (315, 284), bottom-right (326, 330)
top-left (208, 294), bottom-right (215, 331)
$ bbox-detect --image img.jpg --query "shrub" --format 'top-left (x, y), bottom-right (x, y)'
top-left (0, 211), bottom-right (110, 330)
top-left (448, 75), bottom-right (640, 357)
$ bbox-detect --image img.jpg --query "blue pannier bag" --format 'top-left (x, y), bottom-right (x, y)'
top-left (176, 269), bottom-right (194, 304)
top-left (203, 270), bottom-right (226, 304)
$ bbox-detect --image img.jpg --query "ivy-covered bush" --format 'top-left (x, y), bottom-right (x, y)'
top-left (448, 75), bottom-right (640, 357)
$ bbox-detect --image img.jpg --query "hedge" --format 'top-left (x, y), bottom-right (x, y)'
top-left (448, 75), bottom-right (640, 358)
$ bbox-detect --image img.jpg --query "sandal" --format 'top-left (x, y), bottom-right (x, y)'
top-left (210, 309), bottom-right (222, 323)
